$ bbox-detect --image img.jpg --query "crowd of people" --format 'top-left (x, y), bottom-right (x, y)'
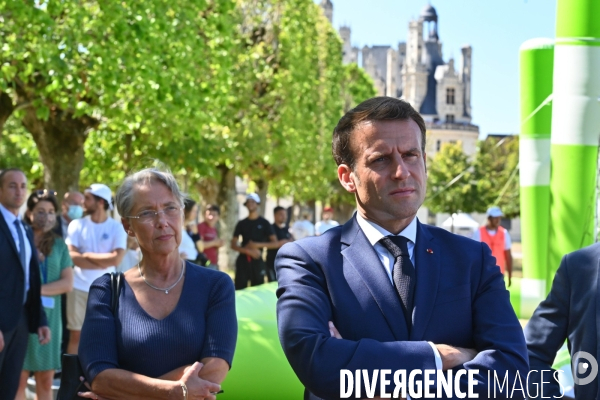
top-left (0, 165), bottom-right (340, 398)
top-left (3, 96), bottom-right (598, 400)
top-left (0, 168), bottom-right (240, 399)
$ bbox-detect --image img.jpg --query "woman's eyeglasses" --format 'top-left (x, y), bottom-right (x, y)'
top-left (127, 206), bottom-right (182, 224)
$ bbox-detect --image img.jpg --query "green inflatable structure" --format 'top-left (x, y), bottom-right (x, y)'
top-left (515, 0), bottom-right (600, 320)
top-left (518, 38), bottom-right (554, 319)
top-left (220, 283), bottom-right (304, 399)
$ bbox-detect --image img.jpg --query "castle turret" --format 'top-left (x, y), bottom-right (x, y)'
top-left (339, 26), bottom-right (358, 64)
top-left (320, 0), bottom-right (333, 24)
top-left (420, 4), bottom-right (439, 41)
top-left (461, 45), bottom-right (472, 119)
top-left (402, 17), bottom-right (428, 112)
top-left (406, 19), bottom-right (424, 68)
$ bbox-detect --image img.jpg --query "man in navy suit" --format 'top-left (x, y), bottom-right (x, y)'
top-left (275, 97), bottom-right (528, 399)
top-left (0, 168), bottom-right (50, 398)
top-left (525, 243), bottom-right (600, 399)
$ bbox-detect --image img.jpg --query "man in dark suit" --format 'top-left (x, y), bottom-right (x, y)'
top-left (0, 168), bottom-right (50, 398)
top-left (275, 97), bottom-right (528, 399)
top-left (525, 243), bottom-right (600, 399)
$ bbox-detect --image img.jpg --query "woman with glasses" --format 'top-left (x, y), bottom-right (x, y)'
top-left (78, 168), bottom-right (237, 400)
top-left (16, 190), bottom-right (74, 400)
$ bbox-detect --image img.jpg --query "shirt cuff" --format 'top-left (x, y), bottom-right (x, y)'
top-left (427, 341), bottom-right (443, 370)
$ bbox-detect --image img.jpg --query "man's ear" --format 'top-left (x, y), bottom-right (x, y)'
top-left (338, 164), bottom-right (357, 193)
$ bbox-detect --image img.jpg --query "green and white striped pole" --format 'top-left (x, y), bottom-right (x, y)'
top-left (548, 0), bottom-right (600, 288)
top-left (519, 38), bottom-right (554, 318)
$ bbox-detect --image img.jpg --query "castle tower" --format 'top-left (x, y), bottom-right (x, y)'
top-left (363, 50), bottom-right (386, 95)
top-left (402, 18), bottom-right (428, 110)
top-left (339, 26), bottom-right (358, 64)
top-left (417, 4), bottom-right (444, 118)
top-left (320, 0), bottom-right (333, 24)
top-left (386, 48), bottom-right (398, 97)
top-left (461, 45), bottom-right (472, 120)
top-left (406, 19), bottom-right (424, 68)
top-left (421, 4), bottom-right (439, 41)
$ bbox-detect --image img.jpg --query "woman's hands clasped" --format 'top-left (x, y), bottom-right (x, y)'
top-left (181, 362), bottom-right (222, 400)
top-left (77, 362), bottom-right (222, 400)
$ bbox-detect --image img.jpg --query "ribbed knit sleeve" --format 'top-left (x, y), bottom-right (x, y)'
top-left (79, 274), bottom-right (119, 382)
top-left (200, 272), bottom-right (237, 366)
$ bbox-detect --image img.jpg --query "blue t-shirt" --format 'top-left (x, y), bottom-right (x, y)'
top-left (80, 262), bottom-right (237, 381)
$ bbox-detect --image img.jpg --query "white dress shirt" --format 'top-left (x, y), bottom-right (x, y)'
top-left (179, 229), bottom-right (199, 261)
top-left (355, 213), bottom-right (443, 371)
top-left (0, 202), bottom-right (32, 302)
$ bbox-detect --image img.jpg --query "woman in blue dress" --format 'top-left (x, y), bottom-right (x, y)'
top-left (79, 168), bottom-right (237, 399)
top-left (16, 190), bottom-right (73, 400)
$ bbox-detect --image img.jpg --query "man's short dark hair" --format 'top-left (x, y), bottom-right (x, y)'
top-left (332, 97), bottom-right (427, 168)
top-left (274, 206), bottom-right (285, 214)
top-left (206, 204), bottom-right (220, 214)
top-left (184, 198), bottom-right (197, 212)
top-left (92, 194), bottom-right (110, 211)
top-left (0, 168), bottom-right (25, 187)
top-left (184, 198), bottom-right (197, 219)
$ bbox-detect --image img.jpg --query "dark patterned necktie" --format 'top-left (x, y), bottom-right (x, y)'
top-left (14, 219), bottom-right (28, 303)
top-left (379, 235), bottom-right (416, 330)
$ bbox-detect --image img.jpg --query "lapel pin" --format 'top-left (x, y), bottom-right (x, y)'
top-left (426, 249), bottom-right (434, 254)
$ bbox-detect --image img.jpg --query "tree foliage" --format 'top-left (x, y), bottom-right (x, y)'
top-left (0, 116), bottom-right (43, 186)
top-left (425, 137), bottom-right (520, 217)
top-left (472, 136), bottom-right (520, 217)
top-left (0, 0), bottom-right (376, 214)
top-left (1, 0), bottom-right (237, 194)
top-left (425, 142), bottom-right (477, 214)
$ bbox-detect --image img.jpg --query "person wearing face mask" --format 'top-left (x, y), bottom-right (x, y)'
top-left (53, 191), bottom-right (85, 239)
top-left (15, 190), bottom-right (74, 400)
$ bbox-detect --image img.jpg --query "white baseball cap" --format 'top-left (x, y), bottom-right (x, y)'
top-left (245, 193), bottom-right (261, 205)
top-left (486, 206), bottom-right (504, 218)
top-left (86, 183), bottom-right (113, 210)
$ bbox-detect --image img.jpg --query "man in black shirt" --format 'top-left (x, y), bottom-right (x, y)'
top-left (231, 193), bottom-right (278, 290)
top-left (266, 206), bottom-right (293, 282)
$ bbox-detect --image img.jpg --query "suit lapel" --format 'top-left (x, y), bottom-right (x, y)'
top-left (341, 216), bottom-right (408, 340)
top-left (0, 209), bottom-right (21, 264)
top-left (411, 222), bottom-right (441, 340)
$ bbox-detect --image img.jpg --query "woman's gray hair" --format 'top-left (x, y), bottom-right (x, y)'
top-left (115, 168), bottom-right (185, 217)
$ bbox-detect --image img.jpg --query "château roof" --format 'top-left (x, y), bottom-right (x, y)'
top-left (420, 4), bottom-right (438, 22)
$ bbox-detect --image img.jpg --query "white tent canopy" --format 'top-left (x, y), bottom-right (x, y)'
top-left (442, 213), bottom-right (480, 229)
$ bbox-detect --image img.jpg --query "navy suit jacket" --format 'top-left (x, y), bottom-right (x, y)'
top-left (525, 243), bottom-right (600, 399)
top-left (0, 211), bottom-right (46, 335)
top-left (276, 216), bottom-right (528, 399)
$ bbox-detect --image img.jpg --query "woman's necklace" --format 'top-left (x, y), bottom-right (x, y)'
top-left (138, 260), bottom-right (185, 294)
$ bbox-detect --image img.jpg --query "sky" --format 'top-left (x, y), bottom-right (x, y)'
top-left (319, 0), bottom-right (556, 137)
